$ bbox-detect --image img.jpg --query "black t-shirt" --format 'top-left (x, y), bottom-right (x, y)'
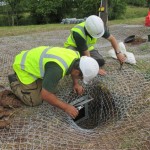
top-left (42, 59), bottom-right (77, 93)
top-left (73, 29), bottom-right (110, 55)
top-left (42, 62), bottom-right (63, 93)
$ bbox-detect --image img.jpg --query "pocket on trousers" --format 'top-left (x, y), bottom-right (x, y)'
top-left (21, 90), bottom-right (33, 106)
top-left (21, 90), bottom-right (30, 94)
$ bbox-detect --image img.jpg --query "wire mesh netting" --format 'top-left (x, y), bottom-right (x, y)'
top-left (0, 24), bottom-right (150, 150)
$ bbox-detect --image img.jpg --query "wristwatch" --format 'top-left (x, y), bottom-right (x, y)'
top-left (116, 51), bottom-right (121, 55)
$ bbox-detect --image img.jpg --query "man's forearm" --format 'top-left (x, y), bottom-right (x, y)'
top-left (41, 88), bottom-right (79, 118)
top-left (108, 34), bottom-right (126, 62)
top-left (108, 35), bottom-right (120, 53)
top-left (41, 88), bottom-right (69, 111)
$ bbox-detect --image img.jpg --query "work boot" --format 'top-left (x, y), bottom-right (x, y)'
top-left (8, 74), bottom-right (18, 84)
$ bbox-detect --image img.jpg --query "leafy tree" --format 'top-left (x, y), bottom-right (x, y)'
top-left (71, 0), bottom-right (127, 20)
top-left (108, 0), bottom-right (127, 20)
top-left (0, 0), bottom-right (128, 25)
top-left (28, 0), bottom-right (72, 24)
top-left (2, 0), bottom-right (25, 26)
top-left (71, 0), bottom-right (99, 18)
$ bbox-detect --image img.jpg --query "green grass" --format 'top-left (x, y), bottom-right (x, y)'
top-left (0, 5), bottom-right (149, 38)
top-left (0, 24), bottom-right (75, 37)
top-left (108, 5), bottom-right (148, 25)
top-left (0, 17), bottom-right (146, 38)
top-left (140, 43), bottom-right (150, 51)
top-left (122, 5), bottom-right (148, 19)
top-left (108, 17), bottom-right (145, 25)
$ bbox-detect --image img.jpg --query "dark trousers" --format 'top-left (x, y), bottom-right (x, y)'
top-left (67, 46), bottom-right (105, 67)
top-left (90, 50), bottom-right (105, 67)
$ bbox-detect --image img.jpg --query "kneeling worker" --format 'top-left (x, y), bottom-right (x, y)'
top-left (8, 46), bottom-right (99, 119)
top-left (64, 15), bottom-right (126, 75)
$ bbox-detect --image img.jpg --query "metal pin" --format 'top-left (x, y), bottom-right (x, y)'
top-left (119, 62), bottom-right (124, 70)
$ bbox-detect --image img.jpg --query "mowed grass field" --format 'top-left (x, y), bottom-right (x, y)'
top-left (0, 6), bottom-right (148, 38)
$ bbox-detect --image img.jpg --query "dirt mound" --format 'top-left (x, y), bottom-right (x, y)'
top-left (0, 90), bottom-right (22, 108)
top-left (0, 90), bottom-right (22, 129)
top-left (124, 35), bottom-right (147, 45)
top-left (131, 36), bottom-right (147, 45)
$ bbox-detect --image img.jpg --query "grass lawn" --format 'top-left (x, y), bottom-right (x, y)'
top-left (0, 5), bottom-right (149, 38)
top-left (122, 5), bottom-right (148, 19)
top-left (108, 5), bottom-right (148, 25)
top-left (0, 24), bottom-right (75, 37)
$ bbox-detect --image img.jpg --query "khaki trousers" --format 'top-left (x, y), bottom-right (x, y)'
top-left (10, 77), bottom-right (43, 107)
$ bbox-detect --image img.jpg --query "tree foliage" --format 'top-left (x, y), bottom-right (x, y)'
top-left (28, 0), bottom-right (63, 24)
top-left (73, 0), bottom-right (99, 17)
top-left (108, 0), bottom-right (127, 20)
top-left (2, 0), bottom-right (25, 25)
top-left (72, 0), bottom-right (127, 20)
top-left (125, 0), bottom-right (146, 7)
top-left (0, 0), bottom-right (147, 26)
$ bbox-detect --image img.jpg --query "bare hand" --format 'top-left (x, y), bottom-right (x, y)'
top-left (117, 53), bottom-right (126, 63)
top-left (99, 69), bottom-right (107, 76)
top-left (64, 104), bottom-right (79, 119)
top-left (73, 84), bottom-right (84, 95)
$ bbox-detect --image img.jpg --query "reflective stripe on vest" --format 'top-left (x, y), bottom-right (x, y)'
top-left (40, 47), bottom-right (69, 76)
top-left (21, 51), bottom-right (38, 80)
top-left (64, 22), bottom-right (97, 51)
top-left (14, 46), bottom-right (80, 84)
top-left (20, 47), bottom-right (74, 78)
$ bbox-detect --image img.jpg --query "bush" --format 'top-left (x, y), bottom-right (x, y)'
top-left (108, 0), bottom-right (127, 20)
top-left (18, 15), bottom-right (36, 25)
top-left (0, 15), bottom-right (10, 26)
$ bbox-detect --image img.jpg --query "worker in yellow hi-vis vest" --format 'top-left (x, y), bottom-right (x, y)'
top-left (8, 46), bottom-right (99, 119)
top-left (64, 15), bottom-right (126, 76)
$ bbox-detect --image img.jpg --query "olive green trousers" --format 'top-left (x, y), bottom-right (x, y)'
top-left (10, 77), bottom-right (43, 107)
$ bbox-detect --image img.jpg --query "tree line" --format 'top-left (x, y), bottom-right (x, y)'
top-left (0, 0), bottom-right (147, 26)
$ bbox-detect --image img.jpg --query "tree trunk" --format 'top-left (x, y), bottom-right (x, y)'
top-left (11, 14), bottom-right (14, 26)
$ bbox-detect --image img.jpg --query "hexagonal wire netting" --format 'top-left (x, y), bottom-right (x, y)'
top-left (0, 24), bottom-right (150, 149)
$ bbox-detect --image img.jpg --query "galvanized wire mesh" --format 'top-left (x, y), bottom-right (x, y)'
top-left (0, 24), bottom-right (150, 150)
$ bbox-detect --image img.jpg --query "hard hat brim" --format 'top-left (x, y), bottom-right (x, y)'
top-left (91, 30), bottom-right (104, 38)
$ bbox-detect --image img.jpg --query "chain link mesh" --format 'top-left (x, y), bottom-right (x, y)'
top-left (0, 24), bottom-right (150, 149)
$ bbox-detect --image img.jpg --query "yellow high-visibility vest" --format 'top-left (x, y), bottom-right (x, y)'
top-left (64, 22), bottom-right (97, 51)
top-left (13, 46), bottom-right (80, 84)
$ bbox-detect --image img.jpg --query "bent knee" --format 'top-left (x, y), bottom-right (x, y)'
top-left (20, 92), bottom-right (43, 107)
top-left (96, 59), bottom-right (105, 67)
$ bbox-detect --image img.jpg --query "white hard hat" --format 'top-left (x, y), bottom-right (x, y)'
top-left (85, 15), bottom-right (104, 38)
top-left (79, 56), bottom-right (99, 84)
